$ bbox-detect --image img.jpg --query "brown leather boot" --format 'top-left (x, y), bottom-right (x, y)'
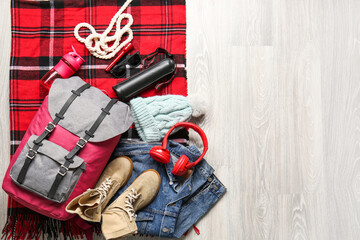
top-left (101, 169), bottom-right (161, 240)
top-left (66, 156), bottom-right (133, 222)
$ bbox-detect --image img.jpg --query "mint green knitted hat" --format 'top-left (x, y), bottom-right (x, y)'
top-left (130, 95), bottom-right (193, 142)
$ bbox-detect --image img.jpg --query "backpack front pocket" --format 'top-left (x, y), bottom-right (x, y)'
top-left (10, 135), bottom-right (86, 203)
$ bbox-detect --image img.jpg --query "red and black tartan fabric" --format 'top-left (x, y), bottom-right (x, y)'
top-left (3, 0), bottom-right (187, 239)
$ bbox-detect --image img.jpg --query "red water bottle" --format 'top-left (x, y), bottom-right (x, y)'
top-left (40, 46), bottom-right (85, 90)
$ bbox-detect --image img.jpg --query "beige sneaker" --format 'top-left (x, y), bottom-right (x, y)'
top-left (66, 156), bottom-right (133, 222)
top-left (101, 169), bottom-right (161, 240)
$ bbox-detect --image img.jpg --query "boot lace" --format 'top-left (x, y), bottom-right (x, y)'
top-left (120, 188), bottom-right (141, 222)
top-left (96, 178), bottom-right (114, 204)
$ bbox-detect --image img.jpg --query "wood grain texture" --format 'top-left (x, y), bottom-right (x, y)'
top-left (0, 0), bottom-right (11, 232)
top-left (1, 0), bottom-right (360, 239)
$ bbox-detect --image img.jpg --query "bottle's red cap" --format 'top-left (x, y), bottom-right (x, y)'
top-left (54, 46), bottom-right (85, 78)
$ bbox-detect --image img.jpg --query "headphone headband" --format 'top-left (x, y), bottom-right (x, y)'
top-left (161, 122), bottom-right (208, 168)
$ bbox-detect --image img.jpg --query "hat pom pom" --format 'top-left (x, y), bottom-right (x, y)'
top-left (188, 95), bottom-right (208, 117)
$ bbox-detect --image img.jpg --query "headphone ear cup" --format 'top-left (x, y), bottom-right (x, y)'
top-left (172, 155), bottom-right (189, 176)
top-left (149, 146), bottom-right (171, 164)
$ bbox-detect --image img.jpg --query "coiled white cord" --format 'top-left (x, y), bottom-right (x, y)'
top-left (74, 0), bottom-right (134, 59)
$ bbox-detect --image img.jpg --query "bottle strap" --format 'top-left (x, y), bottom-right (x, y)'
top-left (17, 83), bottom-right (91, 184)
top-left (142, 48), bottom-right (176, 90)
top-left (47, 98), bottom-right (118, 199)
top-left (142, 47), bottom-right (173, 68)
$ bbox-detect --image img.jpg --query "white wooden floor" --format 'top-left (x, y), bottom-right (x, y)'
top-left (1, 0), bottom-right (360, 239)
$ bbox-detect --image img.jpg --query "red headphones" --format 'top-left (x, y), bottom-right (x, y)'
top-left (149, 122), bottom-right (208, 176)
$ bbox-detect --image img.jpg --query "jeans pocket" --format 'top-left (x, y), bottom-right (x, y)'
top-left (135, 211), bottom-right (155, 234)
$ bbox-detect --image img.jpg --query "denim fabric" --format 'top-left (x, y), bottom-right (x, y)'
top-left (110, 139), bottom-right (226, 238)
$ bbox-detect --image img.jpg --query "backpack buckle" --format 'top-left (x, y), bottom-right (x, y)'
top-left (76, 138), bottom-right (87, 148)
top-left (26, 148), bottom-right (37, 159)
top-left (45, 122), bottom-right (56, 133)
top-left (58, 165), bottom-right (69, 177)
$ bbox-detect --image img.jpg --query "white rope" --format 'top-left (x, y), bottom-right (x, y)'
top-left (74, 0), bottom-right (134, 59)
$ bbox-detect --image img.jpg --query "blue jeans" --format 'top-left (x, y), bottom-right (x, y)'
top-left (110, 140), bottom-right (226, 238)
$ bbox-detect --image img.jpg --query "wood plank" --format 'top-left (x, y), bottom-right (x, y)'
top-left (0, 0), bottom-right (11, 232)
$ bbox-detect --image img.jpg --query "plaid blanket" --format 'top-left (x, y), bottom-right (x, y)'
top-left (2, 0), bottom-right (187, 239)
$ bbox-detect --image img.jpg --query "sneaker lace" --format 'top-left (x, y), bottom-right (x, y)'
top-left (96, 178), bottom-right (114, 204)
top-left (120, 188), bottom-right (141, 222)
